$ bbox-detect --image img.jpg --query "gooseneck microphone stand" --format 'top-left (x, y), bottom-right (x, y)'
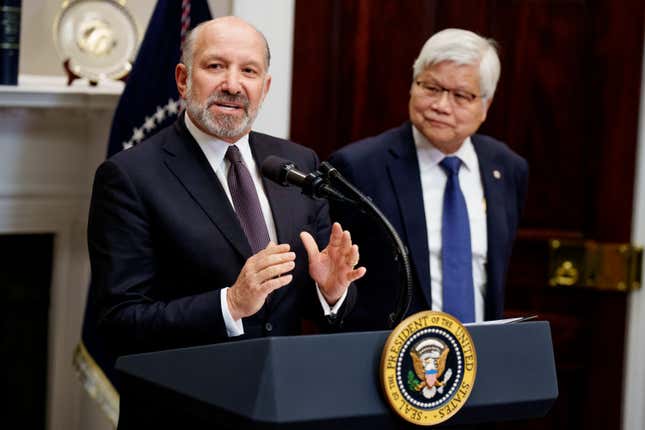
top-left (319, 162), bottom-right (413, 328)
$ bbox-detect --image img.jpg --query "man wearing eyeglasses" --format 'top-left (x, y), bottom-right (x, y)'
top-left (328, 28), bottom-right (529, 329)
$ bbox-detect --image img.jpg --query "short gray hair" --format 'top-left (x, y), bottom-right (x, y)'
top-left (412, 28), bottom-right (500, 100)
top-left (180, 20), bottom-right (271, 72)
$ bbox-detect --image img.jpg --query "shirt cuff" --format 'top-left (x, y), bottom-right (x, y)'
top-left (316, 284), bottom-right (348, 316)
top-left (221, 288), bottom-right (244, 337)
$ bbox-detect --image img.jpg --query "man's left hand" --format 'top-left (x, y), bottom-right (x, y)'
top-left (300, 222), bottom-right (366, 306)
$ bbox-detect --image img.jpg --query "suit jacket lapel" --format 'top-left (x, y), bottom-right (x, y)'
top-left (386, 123), bottom-right (432, 308)
top-left (472, 135), bottom-right (509, 317)
top-left (162, 119), bottom-right (252, 260)
top-left (249, 132), bottom-right (299, 245)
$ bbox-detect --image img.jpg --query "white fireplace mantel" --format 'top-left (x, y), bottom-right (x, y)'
top-left (0, 75), bottom-right (122, 430)
top-left (0, 74), bottom-right (123, 109)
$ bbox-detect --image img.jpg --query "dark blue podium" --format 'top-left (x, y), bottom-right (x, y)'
top-left (115, 321), bottom-right (557, 429)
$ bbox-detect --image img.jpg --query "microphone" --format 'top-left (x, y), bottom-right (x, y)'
top-left (321, 160), bottom-right (413, 327)
top-left (261, 155), bottom-right (310, 187)
top-left (261, 156), bottom-right (356, 204)
top-left (263, 156), bottom-right (413, 327)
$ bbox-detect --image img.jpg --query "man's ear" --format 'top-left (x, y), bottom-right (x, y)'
top-left (176, 63), bottom-right (188, 98)
top-left (481, 97), bottom-right (493, 122)
top-left (261, 74), bottom-right (272, 102)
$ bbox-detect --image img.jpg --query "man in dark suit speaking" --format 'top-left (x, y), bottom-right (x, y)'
top-left (87, 16), bottom-right (365, 377)
top-left (329, 29), bottom-right (528, 329)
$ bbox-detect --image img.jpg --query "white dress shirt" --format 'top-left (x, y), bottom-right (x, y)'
top-left (184, 114), bottom-right (346, 336)
top-left (412, 126), bottom-right (488, 322)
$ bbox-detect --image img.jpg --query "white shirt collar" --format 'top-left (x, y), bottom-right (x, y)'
top-left (411, 124), bottom-right (477, 172)
top-left (184, 112), bottom-right (254, 170)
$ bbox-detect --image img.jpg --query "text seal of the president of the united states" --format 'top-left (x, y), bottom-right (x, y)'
top-left (380, 311), bottom-right (477, 426)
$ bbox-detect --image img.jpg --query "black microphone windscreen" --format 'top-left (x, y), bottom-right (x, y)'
top-left (261, 155), bottom-right (291, 185)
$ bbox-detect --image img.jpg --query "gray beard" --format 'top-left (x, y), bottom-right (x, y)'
top-left (185, 78), bottom-right (260, 140)
top-left (187, 101), bottom-right (252, 139)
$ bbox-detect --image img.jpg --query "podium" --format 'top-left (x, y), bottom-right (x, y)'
top-left (115, 321), bottom-right (557, 429)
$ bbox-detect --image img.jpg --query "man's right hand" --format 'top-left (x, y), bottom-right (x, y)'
top-left (227, 242), bottom-right (295, 320)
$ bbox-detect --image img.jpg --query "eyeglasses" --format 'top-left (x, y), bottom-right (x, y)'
top-left (415, 81), bottom-right (481, 107)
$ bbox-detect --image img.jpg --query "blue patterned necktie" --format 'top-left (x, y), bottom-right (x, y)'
top-left (439, 156), bottom-right (475, 323)
top-left (226, 145), bottom-right (270, 253)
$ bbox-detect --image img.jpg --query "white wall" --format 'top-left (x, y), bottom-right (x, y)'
top-left (622, 32), bottom-right (645, 430)
top-left (232, 0), bottom-right (295, 139)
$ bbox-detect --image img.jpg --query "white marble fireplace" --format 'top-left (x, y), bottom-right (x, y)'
top-left (0, 75), bottom-right (121, 430)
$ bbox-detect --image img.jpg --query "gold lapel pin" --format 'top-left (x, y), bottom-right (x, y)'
top-left (493, 170), bottom-right (502, 179)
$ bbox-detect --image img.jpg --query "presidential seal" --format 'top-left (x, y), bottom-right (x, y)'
top-left (380, 311), bottom-right (477, 426)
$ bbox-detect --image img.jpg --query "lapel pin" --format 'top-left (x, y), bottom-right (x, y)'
top-left (493, 170), bottom-right (502, 179)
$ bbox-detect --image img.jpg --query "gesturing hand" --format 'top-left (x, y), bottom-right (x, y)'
top-left (227, 242), bottom-right (295, 320)
top-left (300, 222), bottom-right (366, 306)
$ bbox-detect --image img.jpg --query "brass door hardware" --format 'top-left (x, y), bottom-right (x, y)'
top-left (548, 240), bottom-right (642, 291)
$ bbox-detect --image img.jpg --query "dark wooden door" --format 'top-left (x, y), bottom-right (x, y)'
top-left (290, 1), bottom-right (645, 429)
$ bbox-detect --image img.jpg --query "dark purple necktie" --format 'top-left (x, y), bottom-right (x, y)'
top-left (225, 145), bottom-right (270, 253)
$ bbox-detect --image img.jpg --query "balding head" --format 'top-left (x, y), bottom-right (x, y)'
top-left (174, 15), bottom-right (272, 142)
top-left (180, 16), bottom-right (271, 73)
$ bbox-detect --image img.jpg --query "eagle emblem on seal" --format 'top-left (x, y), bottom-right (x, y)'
top-left (408, 338), bottom-right (453, 399)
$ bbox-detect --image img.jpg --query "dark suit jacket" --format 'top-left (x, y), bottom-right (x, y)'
top-left (328, 122), bottom-right (528, 330)
top-left (87, 117), bottom-right (355, 377)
